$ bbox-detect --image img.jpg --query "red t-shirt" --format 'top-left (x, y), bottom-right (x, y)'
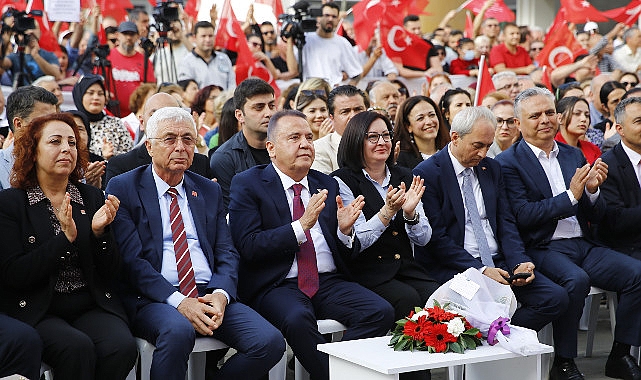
top-left (106, 49), bottom-right (156, 117)
top-left (449, 57), bottom-right (480, 76)
top-left (489, 44), bottom-right (532, 70)
top-left (555, 132), bottom-right (602, 164)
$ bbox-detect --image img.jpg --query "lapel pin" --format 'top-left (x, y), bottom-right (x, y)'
top-left (481, 167), bottom-right (487, 171)
top-left (80, 210), bottom-right (86, 214)
top-left (192, 191), bottom-right (198, 197)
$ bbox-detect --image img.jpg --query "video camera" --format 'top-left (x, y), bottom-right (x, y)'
top-left (1, 8), bottom-right (43, 46)
top-left (278, 1), bottom-right (320, 49)
top-left (153, 0), bottom-right (180, 35)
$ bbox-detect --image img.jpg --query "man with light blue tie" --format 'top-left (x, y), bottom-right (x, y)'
top-left (413, 106), bottom-right (567, 352)
top-left (106, 107), bottom-right (284, 380)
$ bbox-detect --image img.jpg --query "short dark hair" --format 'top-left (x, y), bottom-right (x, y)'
top-left (338, 111), bottom-right (394, 171)
top-left (261, 21), bottom-right (273, 27)
top-left (615, 96), bottom-right (641, 124)
top-left (327, 85), bottom-right (369, 116)
top-left (193, 21), bottom-right (214, 35)
top-left (403, 14), bottom-right (420, 25)
top-left (105, 26), bottom-right (118, 35)
top-left (7, 86), bottom-right (58, 132)
top-left (267, 110), bottom-right (307, 141)
top-left (233, 78), bottom-right (274, 112)
top-left (321, 2), bottom-right (340, 14)
top-left (599, 81), bottom-right (626, 108)
top-left (128, 8), bottom-right (148, 21)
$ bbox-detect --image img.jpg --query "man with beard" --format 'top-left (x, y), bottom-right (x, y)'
top-left (107, 21), bottom-right (156, 117)
top-left (368, 81), bottom-right (401, 122)
top-left (300, 2), bottom-right (361, 87)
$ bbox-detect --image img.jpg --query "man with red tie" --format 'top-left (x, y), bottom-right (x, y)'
top-left (228, 110), bottom-right (394, 380)
top-left (106, 107), bottom-right (284, 380)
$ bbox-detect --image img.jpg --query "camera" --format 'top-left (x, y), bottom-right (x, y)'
top-left (6, 9), bottom-right (42, 35)
top-left (153, 0), bottom-right (180, 35)
top-left (93, 44), bottom-right (111, 61)
top-left (278, 1), bottom-right (320, 48)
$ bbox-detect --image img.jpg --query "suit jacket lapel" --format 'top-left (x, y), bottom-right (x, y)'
top-left (557, 145), bottom-right (577, 189)
top-left (613, 144), bottom-right (641, 199)
top-left (437, 152), bottom-right (466, 237)
top-left (475, 162), bottom-right (497, 233)
top-left (517, 140), bottom-right (554, 198)
top-left (184, 174), bottom-right (211, 259)
top-left (140, 167), bottom-right (164, 261)
top-left (263, 164), bottom-right (292, 224)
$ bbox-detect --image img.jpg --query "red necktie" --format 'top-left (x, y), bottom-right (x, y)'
top-left (292, 184), bottom-right (319, 298)
top-left (167, 187), bottom-right (198, 298)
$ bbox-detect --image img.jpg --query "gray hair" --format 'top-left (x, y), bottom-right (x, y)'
top-left (146, 107), bottom-right (196, 139)
top-left (514, 87), bottom-right (555, 119)
top-left (624, 27), bottom-right (639, 44)
top-left (32, 75), bottom-right (57, 86)
top-left (450, 106), bottom-right (497, 138)
top-left (614, 97), bottom-right (641, 124)
top-left (267, 109), bottom-right (307, 141)
top-left (492, 71), bottom-right (517, 88)
top-left (474, 35), bottom-right (490, 46)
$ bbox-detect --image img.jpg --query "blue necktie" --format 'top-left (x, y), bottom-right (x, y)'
top-left (462, 168), bottom-right (494, 267)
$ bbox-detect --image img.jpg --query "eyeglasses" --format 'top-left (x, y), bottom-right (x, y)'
top-left (262, 30), bottom-right (275, 35)
top-left (622, 81), bottom-right (639, 88)
top-left (250, 41), bottom-right (263, 48)
top-left (365, 131), bottom-right (393, 144)
top-left (149, 135), bottom-right (196, 147)
top-left (530, 47), bottom-right (543, 52)
top-left (496, 117), bottom-right (516, 127)
top-left (300, 89), bottom-right (327, 98)
top-left (498, 82), bottom-right (519, 92)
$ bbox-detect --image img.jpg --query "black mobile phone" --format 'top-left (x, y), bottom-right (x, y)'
top-left (507, 272), bottom-right (532, 283)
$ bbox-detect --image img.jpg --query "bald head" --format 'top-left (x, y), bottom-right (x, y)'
top-left (140, 92), bottom-right (182, 133)
top-left (369, 81), bottom-right (400, 119)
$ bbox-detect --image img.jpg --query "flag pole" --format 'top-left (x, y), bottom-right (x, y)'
top-left (456, 0), bottom-right (474, 13)
top-left (474, 55), bottom-right (486, 106)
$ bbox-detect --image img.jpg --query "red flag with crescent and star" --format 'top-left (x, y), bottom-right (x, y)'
top-left (559, 0), bottom-right (608, 23)
top-left (214, 0), bottom-right (243, 52)
top-left (535, 10), bottom-right (587, 69)
top-left (603, 1), bottom-right (641, 27)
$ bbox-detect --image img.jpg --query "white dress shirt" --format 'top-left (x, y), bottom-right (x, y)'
top-left (151, 168), bottom-right (227, 308)
top-left (447, 146), bottom-right (499, 259)
top-left (524, 141), bottom-right (598, 240)
top-left (272, 164), bottom-right (353, 278)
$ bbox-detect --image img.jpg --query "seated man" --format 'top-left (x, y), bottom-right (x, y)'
top-left (599, 97), bottom-right (641, 260)
top-left (106, 107), bottom-right (284, 380)
top-left (496, 87), bottom-right (641, 380)
top-left (413, 106), bottom-right (567, 338)
top-left (228, 110), bottom-right (394, 380)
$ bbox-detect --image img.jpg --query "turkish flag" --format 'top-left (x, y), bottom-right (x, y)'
top-left (183, 0), bottom-right (200, 19)
top-left (559, 0), bottom-right (607, 23)
top-left (214, 0), bottom-right (244, 52)
top-left (352, 0), bottom-right (385, 52)
top-left (540, 66), bottom-right (552, 91)
top-left (380, 22), bottom-right (430, 70)
top-left (464, 11), bottom-right (474, 38)
top-left (535, 18), bottom-right (587, 69)
top-left (27, 0), bottom-right (60, 53)
top-left (463, 0), bottom-right (514, 22)
top-left (473, 55), bottom-right (494, 106)
top-left (0, 0), bottom-right (24, 13)
top-left (255, 0), bottom-right (284, 19)
top-left (603, 1), bottom-right (641, 26)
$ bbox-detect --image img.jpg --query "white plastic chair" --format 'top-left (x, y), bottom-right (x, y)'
top-left (294, 319), bottom-right (347, 380)
top-left (584, 286), bottom-right (617, 357)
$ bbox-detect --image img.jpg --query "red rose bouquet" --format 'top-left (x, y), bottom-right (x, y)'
top-left (389, 301), bottom-right (482, 353)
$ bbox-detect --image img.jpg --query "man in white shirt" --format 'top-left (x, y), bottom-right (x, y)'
top-left (613, 27), bottom-right (641, 73)
top-left (496, 87), bottom-right (641, 380)
top-left (300, 2), bottom-right (362, 87)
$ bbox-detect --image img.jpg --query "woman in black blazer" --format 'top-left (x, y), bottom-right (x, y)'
top-left (332, 111), bottom-right (440, 323)
top-left (0, 113), bottom-right (136, 380)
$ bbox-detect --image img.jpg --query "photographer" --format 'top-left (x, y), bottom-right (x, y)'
top-left (0, 14), bottom-right (62, 84)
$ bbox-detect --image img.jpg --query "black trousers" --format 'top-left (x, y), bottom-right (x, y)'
top-left (0, 314), bottom-right (41, 379)
top-left (36, 289), bottom-right (137, 380)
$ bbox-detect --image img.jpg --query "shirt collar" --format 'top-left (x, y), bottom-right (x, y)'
top-left (447, 143), bottom-right (468, 177)
top-left (151, 166), bottom-right (185, 200)
top-left (27, 182), bottom-right (84, 206)
top-left (362, 166), bottom-right (391, 187)
top-left (621, 140), bottom-right (641, 167)
top-left (272, 164), bottom-right (309, 194)
top-left (525, 140), bottom-right (559, 159)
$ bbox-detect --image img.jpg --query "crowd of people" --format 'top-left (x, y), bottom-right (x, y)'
top-left (2, 1), bottom-right (641, 380)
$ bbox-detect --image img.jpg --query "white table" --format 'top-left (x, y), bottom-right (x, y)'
top-left (318, 336), bottom-right (553, 380)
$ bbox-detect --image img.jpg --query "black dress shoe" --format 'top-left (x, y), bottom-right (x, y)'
top-left (550, 360), bottom-right (585, 380)
top-left (605, 354), bottom-right (641, 380)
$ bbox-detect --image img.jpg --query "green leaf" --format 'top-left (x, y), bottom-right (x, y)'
top-left (433, 299), bottom-right (441, 308)
top-left (449, 342), bottom-right (463, 354)
top-left (463, 328), bottom-right (480, 336)
top-left (461, 335), bottom-right (476, 349)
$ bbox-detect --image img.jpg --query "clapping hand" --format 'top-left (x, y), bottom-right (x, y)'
top-left (586, 158), bottom-right (608, 194)
top-left (402, 176), bottom-right (425, 219)
top-left (337, 195), bottom-right (364, 236)
top-left (56, 192), bottom-right (77, 243)
top-left (92, 194), bottom-right (119, 237)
